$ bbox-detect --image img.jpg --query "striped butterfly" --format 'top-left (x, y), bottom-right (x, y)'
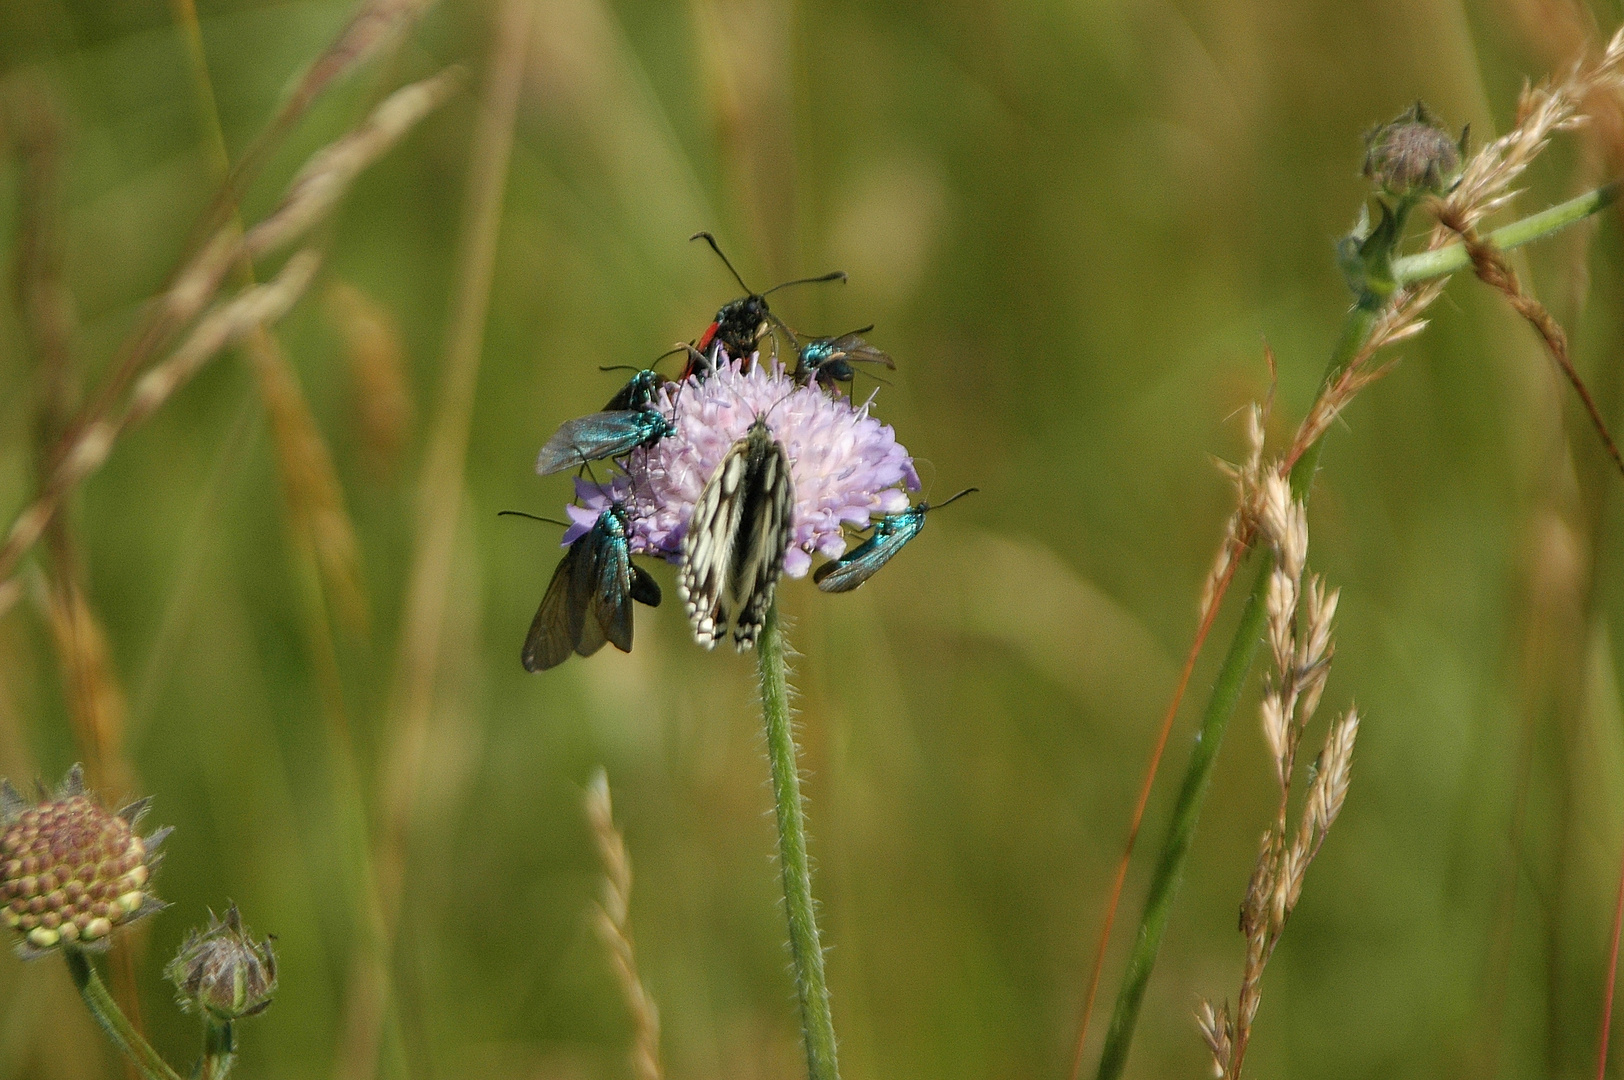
top-left (813, 488), bottom-right (977, 593)
top-left (679, 416), bottom-right (796, 650)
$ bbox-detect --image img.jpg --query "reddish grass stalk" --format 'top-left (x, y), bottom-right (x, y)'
top-left (1067, 546), bottom-right (1244, 1080)
top-left (1596, 836), bottom-right (1624, 1080)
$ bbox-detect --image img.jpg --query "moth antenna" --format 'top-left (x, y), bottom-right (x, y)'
top-left (930, 487), bottom-right (980, 511)
top-left (760, 269), bottom-right (847, 296)
top-left (498, 510), bottom-right (572, 528)
top-left (650, 344), bottom-right (687, 371)
top-left (690, 230), bottom-right (753, 294)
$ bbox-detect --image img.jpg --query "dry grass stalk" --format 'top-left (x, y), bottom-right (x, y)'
top-left (345, 6), bottom-right (531, 1079)
top-left (585, 770), bottom-right (664, 1080)
top-left (327, 281), bottom-right (416, 483)
top-left (174, 0), bottom-right (439, 337)
top-left (0, 250), bottom-right (324, 618)
top-left (245, 329), bottom-right (372, 637)
top-left (1198, 476), bottom-right (1360, 1080)
top-left (0, 68), bottom-right (457, 618)
top-left (1435, 201), bottom-right (1624, 477)
top-left (6, 75), bottom-right (78, 427)
top-left (6, 77), bottom-right (137, 804)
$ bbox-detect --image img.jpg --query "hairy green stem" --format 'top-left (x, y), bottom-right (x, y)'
top-left (65, 948), bottom-right (185, 1080)
top-left (1394, 182), bottom-right (1619, 284)
top-left (757, 602), bottom-right (840, 1080)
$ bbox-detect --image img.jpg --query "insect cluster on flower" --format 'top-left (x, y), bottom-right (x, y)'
top-left (519, 233), bottom-right (975, 671)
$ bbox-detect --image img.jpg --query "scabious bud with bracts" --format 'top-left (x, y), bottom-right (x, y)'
top-left (166, 905), bottom-right (278, 1021)
top-left (1362, 101), bottom-right (1466, 199)
top-left (0, 764), bottom-right (169, 958)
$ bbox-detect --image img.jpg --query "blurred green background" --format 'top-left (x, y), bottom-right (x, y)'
top-left (3, 1), bottom-right (1624, 1078)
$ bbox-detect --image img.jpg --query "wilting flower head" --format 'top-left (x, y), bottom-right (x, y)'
top-left (564, 355), bottom-right (919, 579)
top-left (0, 765), bottom-right (169, 958)
top-left (166, 904), bottom-right (278, 1021)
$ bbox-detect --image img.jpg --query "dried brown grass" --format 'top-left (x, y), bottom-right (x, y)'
top-left (585, 769), bottom-right (664, 1080)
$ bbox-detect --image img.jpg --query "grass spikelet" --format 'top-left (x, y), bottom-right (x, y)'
top-left (0, 65), bottom-right (455, 615)
top-left (246, 330), bottom-right (371, 638)
top-left (0, 250), bottom-right (322, 617)
top-left (584, 769), bottom-right (664, 1080)
top-left (327, 281), bottom-right (415, 484)
top-left (1197, 477), bottom-right (1359, 1080)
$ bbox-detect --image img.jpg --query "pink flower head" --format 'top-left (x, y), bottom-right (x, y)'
top-left (564, 355), bottom-right (919, 579)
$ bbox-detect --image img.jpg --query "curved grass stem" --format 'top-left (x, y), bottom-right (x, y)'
top-left (757, 602), bottom-right (840, 1080)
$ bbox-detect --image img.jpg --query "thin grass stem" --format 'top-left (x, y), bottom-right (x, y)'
top-left (1093, 294), bottom-right (1380, 1080)
top-left (1067, 549), bottom-right (1242, 1080)
top-left (1596, 835), bottom-right (1624, 1080)
top-left (357, 3), bottom-right (532, 1077)
top-left (64, 949), bottom-right (184, 1080)
top-left (758, 602), bottom-right (840, 1080)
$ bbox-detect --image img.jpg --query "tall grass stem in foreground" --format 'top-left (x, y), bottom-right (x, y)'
top-left (757, 603), bottom-right (840, 1080)
top-left (1092, 171), bottom-right (1621, 1080)
top-left (358, 3), bottom-right (533, 1078)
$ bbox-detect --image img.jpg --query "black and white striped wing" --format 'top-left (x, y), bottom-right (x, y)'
top-left (680, 422), bottom-right (796, 650)
top-left (727, 438), bottom-right (795, 650)
top-left (680, 442), bottom-right (751, 647)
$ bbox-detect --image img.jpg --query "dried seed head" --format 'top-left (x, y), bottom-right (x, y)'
top-left (1257, 474), bottom-right (1307, 582)
top-left (1316, 708), bottom-right (1360, 830)
top-left (0, 765), bottom-right (168, 958)
top-left (1195, 998), bottom-right (1233, 1077)
top-left (1363, 102), bottom-right (1464, 198)
top-left (1265, 566), bottom-right (1298, 673)
top-left (1259, 690), bottom-right (1289, 777)
top-left (165, 905), bottom-right (278, 1021)
top-left (1298, 578), bottom-right (1340, 674)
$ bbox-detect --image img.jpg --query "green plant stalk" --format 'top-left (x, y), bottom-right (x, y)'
top-left (1394, 181), bottom-right (1619, 284)
top-left (65, 948), bottom-right (185, 1080)
top-left (1092, 180), bottom-right (1619, 1080)
top-left (201, 1018), bottom-right (236, 1080)
top-left (757, 602), bottom-right (840, 1080)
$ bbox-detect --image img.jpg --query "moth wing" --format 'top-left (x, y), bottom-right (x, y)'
top-left (731, 440), bottom-right (796, 650)
top-left (680, 442), bottom-right (750, 647)
top-left (535, 413), bottom-right (648, 476)
top-left (828, 333), bottom-right (895, 369)
top-left (522, 546), bottom-right (582, 671)
top-left (591, 531), bottom-right (637, 654)
top-left (569, 520), bottom-right (617, 658)
top-left (814, 512), bottom-right (924, 593)
top-left (630, 564), bottom-right (662, 607)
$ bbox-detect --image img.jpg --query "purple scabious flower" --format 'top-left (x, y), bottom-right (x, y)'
top-left (562, 355), bottom-right (919, 579)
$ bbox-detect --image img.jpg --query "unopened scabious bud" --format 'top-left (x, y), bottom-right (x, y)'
top-left (1362, 101), bottom-right (1465, 198)
top-left (0, 765), bottom-right (169, 958)
top-left (165, 905), bottom-right (277, 1021)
